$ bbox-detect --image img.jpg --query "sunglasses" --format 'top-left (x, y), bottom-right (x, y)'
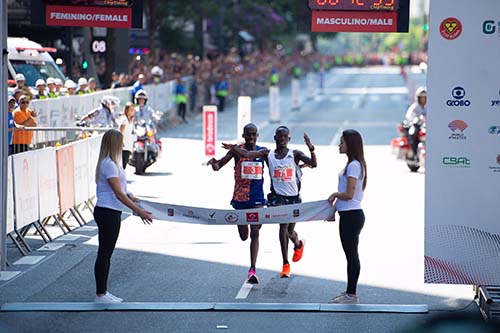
top-left (20, 101), bottom-right (29, 104)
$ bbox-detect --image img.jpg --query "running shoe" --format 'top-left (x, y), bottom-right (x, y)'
top-left (328, 292), bottom-right (359, 304)
top-left (280, 263), bottom-right (291, 278)
top-left (292, 240), bottom-right (305, 262)
top-left (94, 293), bottom-right (122, 304)
top-left (247, 268), bottom-right (259, 284)
top-left (106, 292), bottom-right (123, 302)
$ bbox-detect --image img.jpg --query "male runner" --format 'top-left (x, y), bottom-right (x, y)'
top-left (207, 123), bottom-right (266, 284)
top-left (223, 126), bottom-right (316, 278)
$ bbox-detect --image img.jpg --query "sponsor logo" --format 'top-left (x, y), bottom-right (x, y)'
top-left (246, 212), bottom-right (259, 223)
top-left (265, 214), bottom-right (270, 219)
top-left (448, 120), bottom-right (468, 140)
top-left (167, 208), bottom-right (174, 216)
top-left (488, 126), bottom-right (500, 134)
top-left (440, 17), bottom-right (462, 40)
top-left (491, 91), bottom-right (500, 107)
top-left (446, 87), bottom-right (470, 107)
top-left (488, 154), bottom-right (500, 173)
top-left (225, 212), bottom-right (239, 223)
top-left (208, 211), bottom-right (216, 222)
top-left (183, 210), bottom-right (200, 219)
top-left (483, 20), bottom-right (500, 36)
top-left (293, 209), bottom-right (300, 217)
top-left (442, 156), bottom-right (471, 167)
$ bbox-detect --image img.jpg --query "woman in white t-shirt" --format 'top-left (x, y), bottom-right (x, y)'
top-left (327, 129), bottom-right (367, 304)
top-left (93, 129), bottom-right (154, 303)
top-left (119, 102), bottom-right (135, 169)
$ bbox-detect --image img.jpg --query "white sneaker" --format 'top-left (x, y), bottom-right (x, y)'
top-left (106, 292), bottom-right (123, 302)
top-left (94, 293), bottom-right (122, 304)
top-left (328, 292), bottom-right (359, 304)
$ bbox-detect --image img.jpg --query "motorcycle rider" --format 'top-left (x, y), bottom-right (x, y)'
top-left (79, 96), bottom-right (120, 128)
top-left (134, 89), bottom-right (156, 126)
top-left (404, 87), bottom-right (426, 158)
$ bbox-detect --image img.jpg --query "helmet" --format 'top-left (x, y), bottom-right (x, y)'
top-left (46, 77), bottom-right (55, 85)
top-left (151, 66), bottom-right (163, 77)
top-left (415, 86), bottom-right (427, 98)
top-left (78, 77), bottom-right (88, 86)
top-left (15, 73), bottom-right (26, 81)
top-left (64, 80), bottom-right (78, 89)
top-left (54, 78), bottom-right (63, 86)
top-left (101, 96), bottom-right (120, 110)
top-left (35, 79), bottom-right (46, 87)
top-left (134, 89), bottom-right (148, 104)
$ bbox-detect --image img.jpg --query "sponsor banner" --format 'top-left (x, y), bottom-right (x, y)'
top-left (7, 156), bottom-right (14, 234)
top-left (203, 106), bottom-right (217, 157)
top-left (72, 139), bottom-right (90, 205)
top-left (425, 0), bottom-right (500, 284)
top-left (312, 11), bottom-right (398, 33)
top-left (46, 5), bottom-right (132, 28)
top-left (37, 147), bottom-right (59, 219)
top-left (56, 145), bottom-right (75, 214)
top-left (12, 151), bottom-right (39, 229)
top-left (137, 200), bottom-right (333, 225)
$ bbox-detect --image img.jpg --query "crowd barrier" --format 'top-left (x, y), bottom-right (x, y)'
top-left (5, 134), bottom-right (102, 261)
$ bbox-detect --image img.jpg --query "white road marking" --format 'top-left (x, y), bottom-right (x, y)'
top-left (235, 281), bottom-right (253, 299)
top-left (0, 271), bottom-right (21, 281)
top-left (56, 234), bottom-right (81, 241)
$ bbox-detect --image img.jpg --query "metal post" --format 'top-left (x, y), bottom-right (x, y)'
top-left (0, 0), bottom-right (8, 270)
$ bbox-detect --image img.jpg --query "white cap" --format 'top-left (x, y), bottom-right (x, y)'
top-left (54, 78), bottom-right (63, 86)
top-left (15, 73), bottom-right (26, 81)
top-left (138, 74), bottom-right (145, 80)
top-left (46, 77), bottom-right (55, 85)
top-left (64, 79), bottom-right (78, 89)
top-left (78, 77), bottom-right (88, 86)
top-left (151, 66), bottom-right (163, 76)
top-left (35, 79), bottom-right (46, 86)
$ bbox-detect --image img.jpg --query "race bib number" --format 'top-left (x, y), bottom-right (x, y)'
top-left (273, 165), bottom-right (294, 182)
top-left (241, 161), bottom-right (263, 180)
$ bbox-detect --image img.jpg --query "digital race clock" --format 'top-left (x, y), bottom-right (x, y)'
top-left (308, 0), bottom-right (399, 12)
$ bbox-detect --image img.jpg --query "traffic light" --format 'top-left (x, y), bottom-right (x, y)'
top-left (81, 59), bottom-right (89, 70)
top-left (423, 22), bottom-right (428, 32)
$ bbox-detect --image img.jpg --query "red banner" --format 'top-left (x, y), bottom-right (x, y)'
top-left (46, 5), bottom-right (132, 28)
top-left (312, 11), bottom-right (398, 33)
top-left (203, 106), bottom-right (217, 157)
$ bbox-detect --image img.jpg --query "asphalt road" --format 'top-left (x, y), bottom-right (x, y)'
top-left (0, 66), bottom-right (484, 333)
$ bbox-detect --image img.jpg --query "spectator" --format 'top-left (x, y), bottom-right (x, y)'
top-left (130, 74), bottom-right (145, 101)
top-left (87, 77), bottom-right (97, 93)
top-left (175, 75), bottom-right (188, 123)
top-left (111, 73), bottom-right (127, 89)
top-left (33, 79), bottom-right (48, 100)
top-left (119, 102), bottom-right (135, 169)
top-left (64, 80), bottom-right (78, 95)
top-left (54, 78), bottom-right (63, 96)
top-left (14, 73), bottom-right (32, 99)
top-left (76, 77), bottom-right (88, 95)
top-left (215, 74), bottom-right (229, 112)
top-left (12, 95), bottom-right (37, 154)
top-left (7, 96), bottom-right (16, 155)
top-left (12, 89), bottom-right (24, 103)
top-left (46, 77), bottom-right (58, 98)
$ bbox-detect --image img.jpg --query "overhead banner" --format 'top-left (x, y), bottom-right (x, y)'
top-left (425, 0), bottom-right (500, 284)
top-left (137, 200), bottom-right (333, 226)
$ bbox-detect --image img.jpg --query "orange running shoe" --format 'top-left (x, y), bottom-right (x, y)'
top-left (280, 263), bottom-right (291, 278)
top-left (292, 240), bottom-right (305, 262)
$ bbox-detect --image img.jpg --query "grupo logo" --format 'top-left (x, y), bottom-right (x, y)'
top-left (488, 154), bottom-right (500, 173)
top-left (448, 120), bottom-right (468, 140)
top-left (440, 17), bottom-right (462, 40)
top-left (446, 87), bottom-right (470, 107)
top-left (483, 20), bottom-right (500, 36)
top-left (488, 126), bottom-right (500, 134)
top-left (246, 212), bottom-right (259, 223)
top-left (442, 156), bottom-right (471, 167)
top-left (225, 212), bottom-right (239, 223)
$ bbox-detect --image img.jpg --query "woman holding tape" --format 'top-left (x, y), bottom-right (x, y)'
top-left (327, 129), bottom-right (367, 304)
top-left (93, 129), bottom-right (154, 303)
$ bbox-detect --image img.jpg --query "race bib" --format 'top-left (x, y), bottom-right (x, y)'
top-left (241, 161), bottom-right (263, 180)
top-left (273, 165), bottom-right (294, 182)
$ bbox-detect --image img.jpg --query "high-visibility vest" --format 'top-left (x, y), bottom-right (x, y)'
top-left (270, 73), bottom-right (279, 85)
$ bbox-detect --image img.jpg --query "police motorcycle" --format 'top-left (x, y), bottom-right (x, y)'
top-left (403, 115), bottom-right (426, 172)
top-left (128, 90), bottom-right (161, 174)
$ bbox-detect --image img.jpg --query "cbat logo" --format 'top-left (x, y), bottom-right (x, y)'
top-left (246, 212), bottom-right (259, 223)
top-left (488, 126), bottom-right (500, 134)
top-left (446, 87), bottom-right (470, 107)
top-left (442, 156), bottom-right (471, 167)
top-left (440, 17), bottom-right (462, 40)
top-left (448, 120), bottom-right (468, 140)
top-left (225, 213), bottom-right (239, 223)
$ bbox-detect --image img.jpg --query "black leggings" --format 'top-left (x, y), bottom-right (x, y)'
top-left (122, 150), bottom-right (131, 169)
top-left (339, 209), bottom-right (365, 295)
top-left (94, 206), bottom-right (122, 295)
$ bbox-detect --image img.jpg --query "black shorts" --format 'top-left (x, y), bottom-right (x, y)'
top-left (267, 193), bottom-right (301, 206)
